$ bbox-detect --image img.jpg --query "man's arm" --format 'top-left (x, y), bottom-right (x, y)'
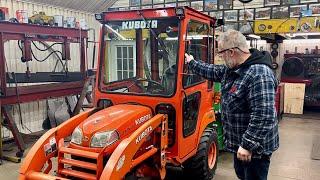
top-left (185, 53), bottom-right (227, 82)
top-left (241, 74), bottom-right (277, 154)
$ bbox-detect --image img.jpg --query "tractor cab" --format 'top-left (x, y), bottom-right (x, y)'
top-left (101, 17), bottom-right (180, 96)
top-left (95, 6), bottom-right (216, 162)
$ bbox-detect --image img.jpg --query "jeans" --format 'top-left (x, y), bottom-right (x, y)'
top-left (233, 153), bottom-right (271, 180)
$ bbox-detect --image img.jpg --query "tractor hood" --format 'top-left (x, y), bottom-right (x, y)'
top-left (77, 104), bottom-right (153, 147)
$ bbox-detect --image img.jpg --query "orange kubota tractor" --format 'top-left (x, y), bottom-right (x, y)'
top-left (20, 7), bottom-right (218, 180)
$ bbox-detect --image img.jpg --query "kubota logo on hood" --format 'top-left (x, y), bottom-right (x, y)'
top-left (135, 114), bottom-right (151, 125)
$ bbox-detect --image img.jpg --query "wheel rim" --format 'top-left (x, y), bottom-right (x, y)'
top-left (208, 142), bottom-right (217, 169)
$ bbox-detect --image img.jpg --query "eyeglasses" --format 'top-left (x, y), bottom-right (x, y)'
top-left (217, 47), bottom-right (237, 55)
top-left (216, 47), bottom-right (249, 56)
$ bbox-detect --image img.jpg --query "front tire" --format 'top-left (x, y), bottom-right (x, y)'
top-left (184, 127), bottom-right (218, 180)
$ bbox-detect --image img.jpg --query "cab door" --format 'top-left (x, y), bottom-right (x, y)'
top-left (179, 19), bottom-right (214, 158)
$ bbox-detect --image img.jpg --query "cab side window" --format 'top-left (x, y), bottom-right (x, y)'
top-left (183, 21), bottom-right (210, 88)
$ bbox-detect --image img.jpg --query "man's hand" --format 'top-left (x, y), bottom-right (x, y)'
top-left (237, 146), bottom-right (252, 162)
top-left (185, 53), bottom-right (194, 63)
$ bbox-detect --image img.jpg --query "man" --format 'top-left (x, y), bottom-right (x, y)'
top-left (185, 29), bottom-right (279, 180)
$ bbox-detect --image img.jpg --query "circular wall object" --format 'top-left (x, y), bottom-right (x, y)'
top-left (271, 50), bottom-right (279, 58)
top-left (271, 43), bottom-right (279, 49)
top-left (239, 0), bottom-right (253, 3)
top-left (258, 24), bottom-right (266, 31)
top-left (271, 62), bottom-right (279, 70)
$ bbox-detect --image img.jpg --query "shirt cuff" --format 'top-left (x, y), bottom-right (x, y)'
top-left (188, 59), bottom-right (196, 67)
top-left (241, 135), bottom-right (263, 154)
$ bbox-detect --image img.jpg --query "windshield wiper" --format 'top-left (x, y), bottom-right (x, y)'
top-left (105, 24), bottom-right (127, 40)
top-left (137, 10), bottom-right (169, 55)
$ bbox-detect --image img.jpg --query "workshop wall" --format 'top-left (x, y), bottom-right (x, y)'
top-left (1, 0), bottom-right (100, 139)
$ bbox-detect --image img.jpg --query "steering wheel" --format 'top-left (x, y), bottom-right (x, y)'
top-left (123, 78), bottom-right (165, 93)
top-left (135, 78), bottom-right (166, 93)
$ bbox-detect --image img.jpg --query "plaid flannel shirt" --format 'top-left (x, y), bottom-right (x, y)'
top-left (189, 60), bottom-right (279, 156)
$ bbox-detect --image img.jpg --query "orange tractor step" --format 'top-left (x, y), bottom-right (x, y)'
top-left (59, 147), bottom-right (99, 159)
top-left (59, 169), bottom-right (96, 180)
top-left (59, 158), bottom-right (98, 171)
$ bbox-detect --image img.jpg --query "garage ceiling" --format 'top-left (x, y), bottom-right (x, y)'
top-left (22, 0), bottom-right (118, 13)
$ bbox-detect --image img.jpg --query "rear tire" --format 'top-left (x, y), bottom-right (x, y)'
top-left (184, 127), bottom-right (218, 180)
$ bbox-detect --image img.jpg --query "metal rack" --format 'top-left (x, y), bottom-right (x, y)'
top-left (0, 21), bottom-right (88, 163)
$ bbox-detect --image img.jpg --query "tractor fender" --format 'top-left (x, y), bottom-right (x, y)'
top-left (19, 108), bottom-right (96, 180)
top-left (196, 109), bottom-right (215, 147)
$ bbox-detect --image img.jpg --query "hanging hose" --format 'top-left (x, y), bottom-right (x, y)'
top-left (12, 72), bottom-right (32, 133)
top-left (37, 41), bottom-right (67, 72)
top-left (31, 41), bottom-right (62, 51)
top-left (18, 40), bottom-right (63, 62)
top-left (30, 48), bottom-right (63, 62)
top-left (18, 40), bottom-right (67, 72)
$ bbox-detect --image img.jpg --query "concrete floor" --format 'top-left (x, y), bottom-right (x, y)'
top-left (215, 114), bottom-right (320, 180)
top-left (1, 114), bottom-right (320, 180)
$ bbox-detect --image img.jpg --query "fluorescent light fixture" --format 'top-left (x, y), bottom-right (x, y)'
top-left (166, 37), bottom-right (178, 40)
top-left (283, 39), bottom-right (320, 43)
top-left (296, 32), bottom-right (320, 36)
top-left (284, 32), bottom-right (320, 37)
top-left (247, 34), bottom-right (261, 39)
top-left (186, 35), bottom-right (212, 40)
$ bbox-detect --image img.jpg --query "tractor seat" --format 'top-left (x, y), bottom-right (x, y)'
top-left (161, 65), bottom-right (177, 95)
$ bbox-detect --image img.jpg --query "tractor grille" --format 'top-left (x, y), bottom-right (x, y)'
top-left (58, 146), bottom-right (101, 180)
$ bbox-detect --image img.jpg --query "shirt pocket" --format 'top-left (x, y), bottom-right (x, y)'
top-left (225, 86), bottom-right (248, 113)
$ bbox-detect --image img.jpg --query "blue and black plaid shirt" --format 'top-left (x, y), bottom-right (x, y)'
top-left (189, 56), bottom-right (279, 156)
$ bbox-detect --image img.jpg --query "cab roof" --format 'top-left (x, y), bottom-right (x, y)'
top-left (97, 6), bottom-right (215, 24)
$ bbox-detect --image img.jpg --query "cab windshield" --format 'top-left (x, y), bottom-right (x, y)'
top-left (100, 17), bottom-right (179, 97)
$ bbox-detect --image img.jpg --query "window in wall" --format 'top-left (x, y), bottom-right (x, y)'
top-left (116, 46), bottom-right (134, 80)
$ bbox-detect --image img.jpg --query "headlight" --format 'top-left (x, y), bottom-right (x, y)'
top-left (90, 130), bottom-right (119, 148)
top-left (71, 127), bottom-right (83, 145)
